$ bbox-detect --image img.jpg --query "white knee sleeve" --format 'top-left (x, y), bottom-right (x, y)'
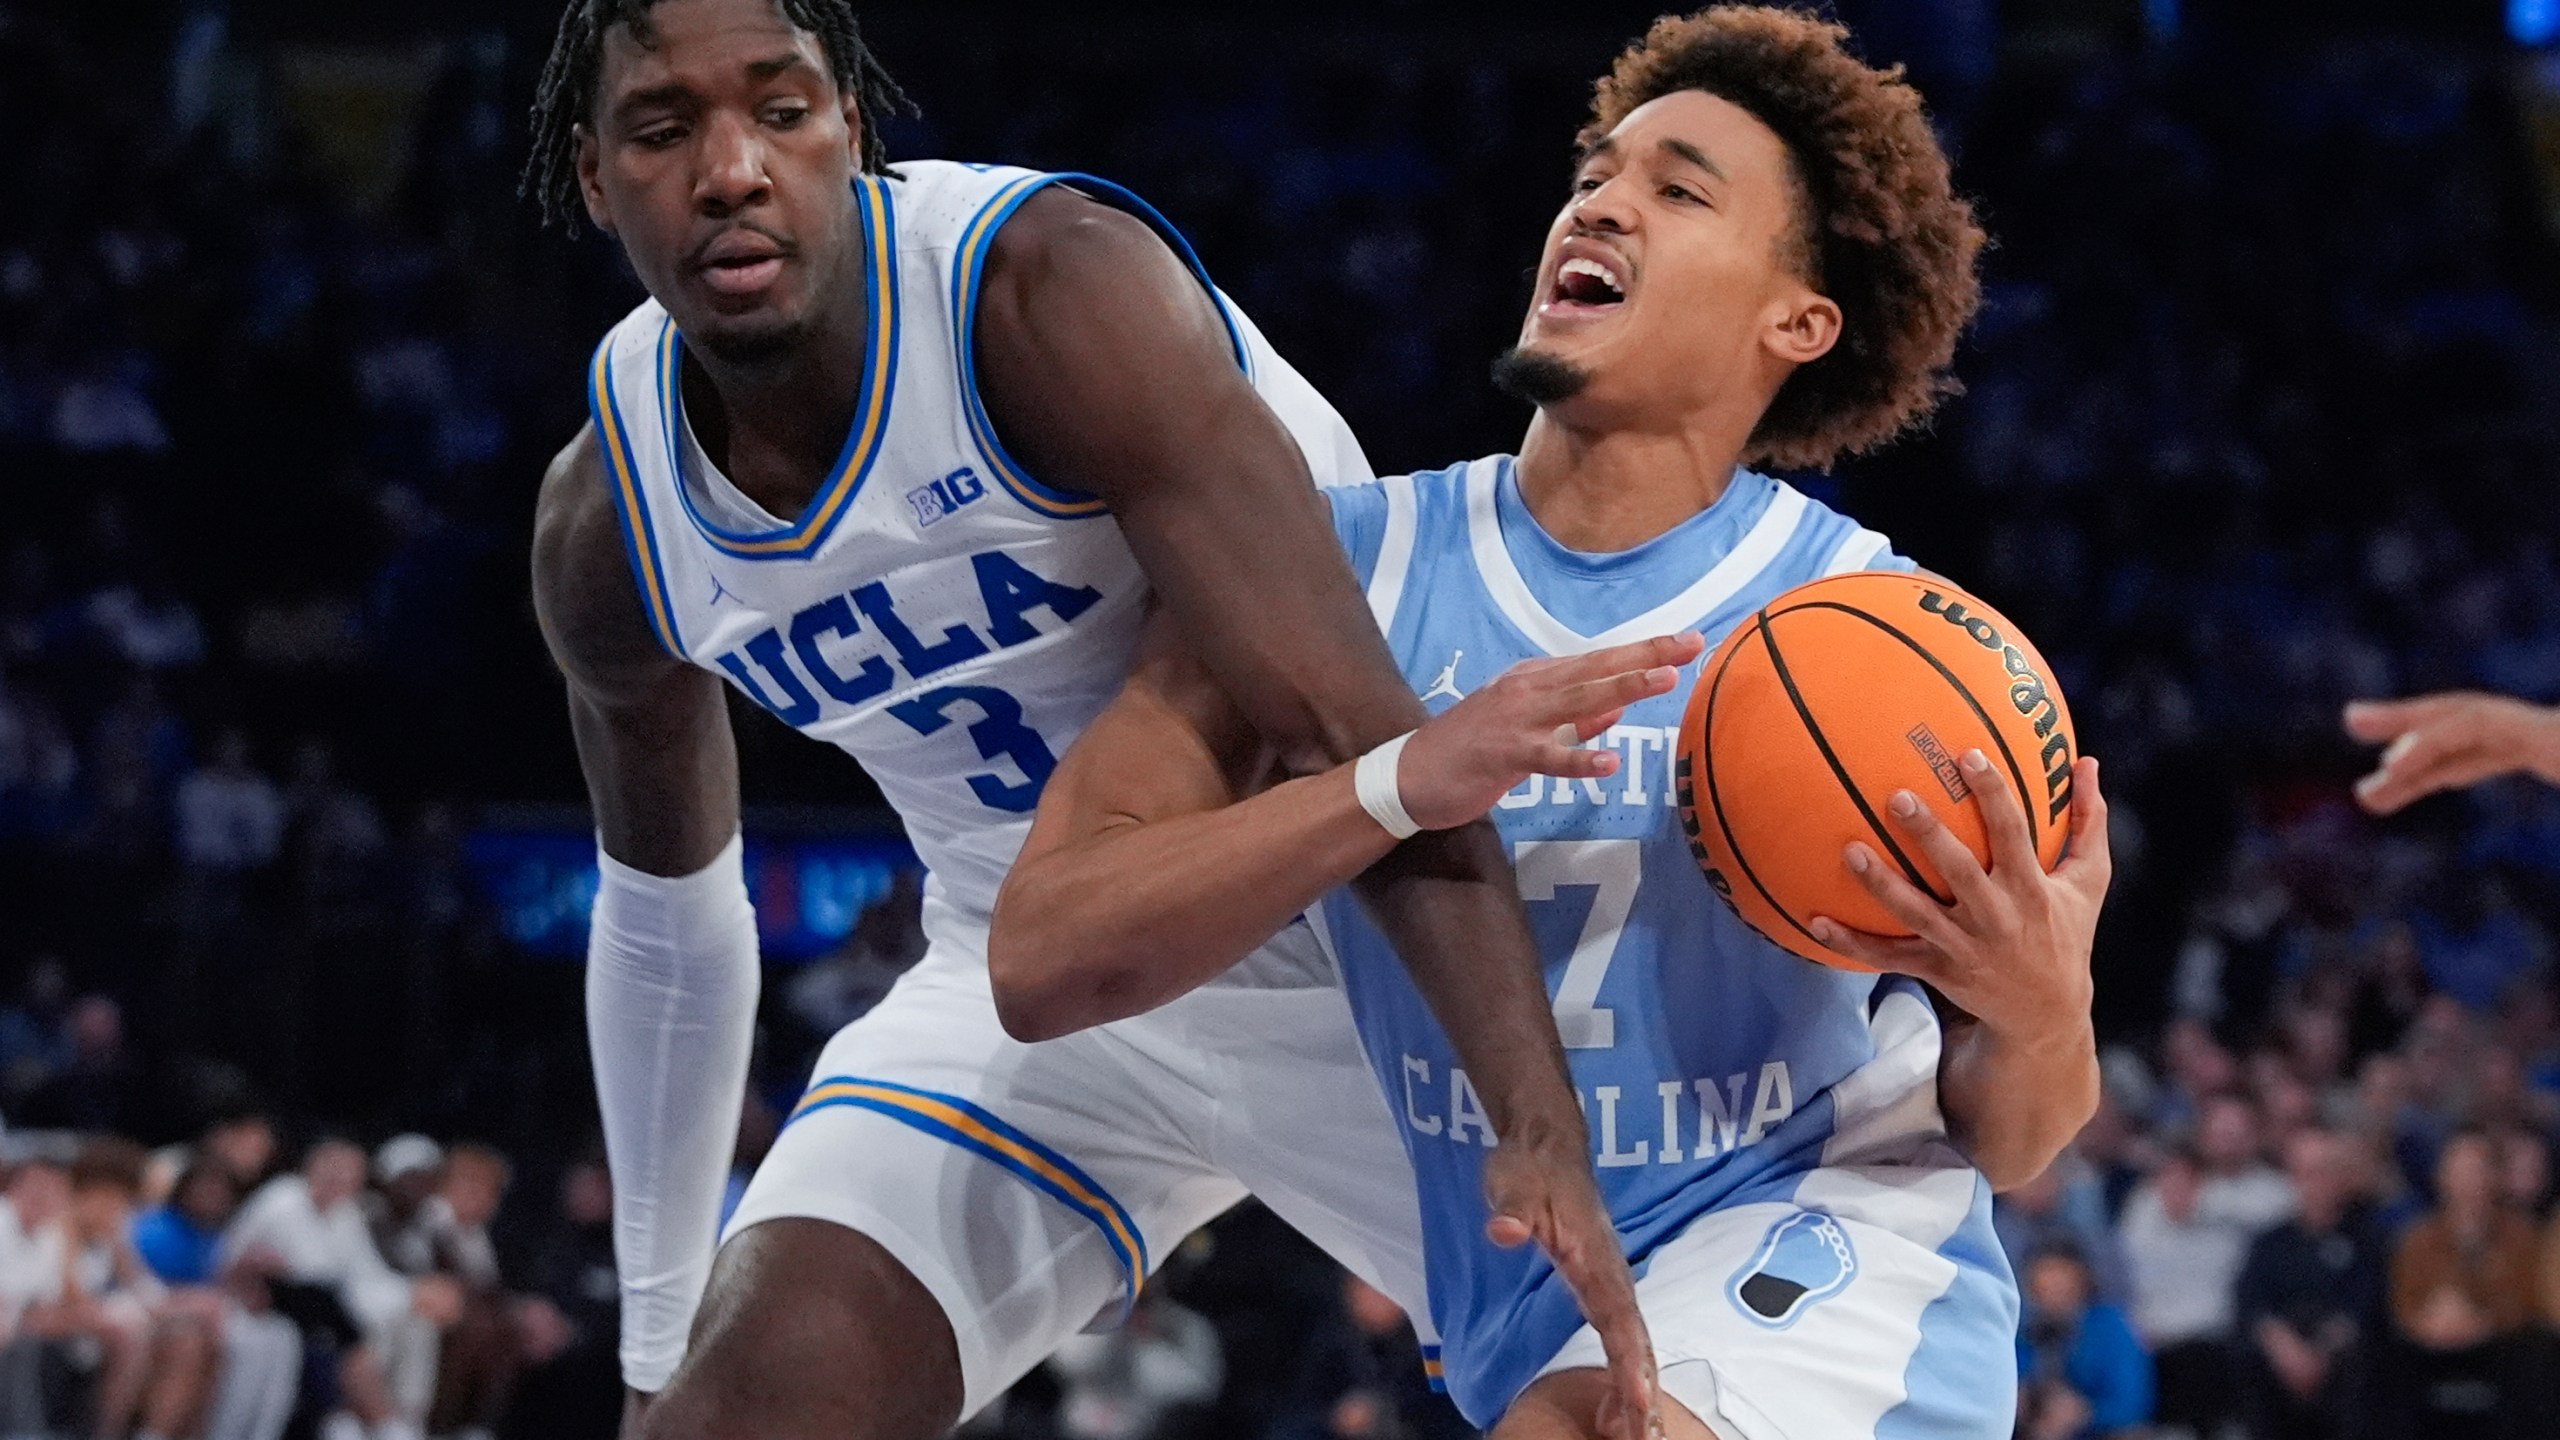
top-left (587, 833), bottom-right (760, 1393)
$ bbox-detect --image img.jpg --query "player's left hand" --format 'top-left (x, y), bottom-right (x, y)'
top-left (1804, 752), bottom-right (2108, 1040)
top-left (1483, 1132), bottom-right (1661, 1440)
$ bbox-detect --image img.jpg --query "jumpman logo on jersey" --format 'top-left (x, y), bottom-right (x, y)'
top-left (708, 575), bottom-right (733, 608)
top-left (1421, 651), bottom-right (1465, 704)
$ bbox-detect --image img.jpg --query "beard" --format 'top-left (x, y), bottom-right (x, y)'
top-left (1491, 346), bottom-right (1592, 406)
top-left (688, 308), bottom-right (812, 369)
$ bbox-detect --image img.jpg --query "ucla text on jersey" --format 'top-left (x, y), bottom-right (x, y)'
top-left (585, 162), bottom-right (1372, 918)
top-left (1309, 455), bottom-right (2013, 1425)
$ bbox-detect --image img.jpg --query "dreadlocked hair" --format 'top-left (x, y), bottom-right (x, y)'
top-left (522, 0), bottom-right (915, 233)
top-left (1585, 6), bottom-right (1985, 471)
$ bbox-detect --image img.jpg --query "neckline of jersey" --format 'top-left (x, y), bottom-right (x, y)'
top-left (1491, 453), bottom-right (1774, 585)
top-left (1466, 455), bottom-right (1807, 656)
top-left (662, 173), bottom-right (901, 560)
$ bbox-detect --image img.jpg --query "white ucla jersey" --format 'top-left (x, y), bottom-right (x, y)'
top-left (586, 162), bottom-right (1373, 919)
top-left (1310, 456), bottom-right (2010, 1426)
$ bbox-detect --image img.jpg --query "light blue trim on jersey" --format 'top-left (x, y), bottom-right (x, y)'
top-left (949, 171), bottom-right (1254, 521)
top-left (660, 174), bottom-right (902, 561)
top-left (787, 1073), bottom-right (1151, 1320)
top-left (1874, 1185), bottom-right (2019, 1440)
top-left (586, 333), bottom-right (686, 659)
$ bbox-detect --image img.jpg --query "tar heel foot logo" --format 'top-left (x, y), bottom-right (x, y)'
top-left (1421, 650), bottom-right (1466, 705)
top-left (908, 467), bottom-right (988, 529)
top-left (1728, 1210), bottom-right (1858, 1329)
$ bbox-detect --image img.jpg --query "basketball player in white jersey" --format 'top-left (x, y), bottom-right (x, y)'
top-left (991, 10), bottom-right (2111, 1438)
top-left (519, 1), bottom-right (1659, 1437)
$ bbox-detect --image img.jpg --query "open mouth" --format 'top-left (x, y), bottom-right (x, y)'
top-left (1550, 256), bottom-right (1626, 309)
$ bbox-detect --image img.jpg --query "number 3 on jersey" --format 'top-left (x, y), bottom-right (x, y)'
top-left (889, 685), bottom-right (1058, 813)
top-left (1516, 839), bottom-right (1641, 1051)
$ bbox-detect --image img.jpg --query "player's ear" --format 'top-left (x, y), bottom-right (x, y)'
top-left (1764, 288), bottom-right (1841, 368)
top-left (576, 124), bottom-right (616, 235)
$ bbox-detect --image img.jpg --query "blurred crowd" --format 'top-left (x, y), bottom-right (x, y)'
top-left (5, 1), bottom-right (2560, 1437)
top-left (0, 1117), bottom-right (620, 1440)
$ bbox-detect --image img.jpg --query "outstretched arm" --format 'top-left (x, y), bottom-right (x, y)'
top-left (2343, 693), bottom-right (2560, 815)
top-left (991, 614), bottom-right (1696, 1041)
top-left (531, 428), bottom-right (755, 1411)
top-left (976, 187), bottom-right (1658, 1435)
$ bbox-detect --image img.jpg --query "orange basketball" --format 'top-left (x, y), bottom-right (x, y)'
top-left (1673, 572), bottom-right (2078, 970)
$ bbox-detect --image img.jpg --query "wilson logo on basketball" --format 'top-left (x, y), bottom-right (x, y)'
top-left (1916, 592), bottom-right (2074, 823)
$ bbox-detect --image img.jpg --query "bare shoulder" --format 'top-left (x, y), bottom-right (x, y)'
top-left (980, 185), bottom-right (1180, 298)
top-left (530, 424), bottom-right (683, 701)
top-left (971, 185), bottom-right (1250, 506)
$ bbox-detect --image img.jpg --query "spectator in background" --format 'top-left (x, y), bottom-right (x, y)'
top-left (2497, 1127), bottom-right (2552, 1218)
top-left (1996, 1148), bottom-right (2128, 1302)
top-left (2016, 1244), bottom-right (2151, 1440)
top-left (133, 1161), bottom-right (236, 1287)
top-left (502, 1157), bottom-right (618, 1440)
top-left (1049, 1291), bottom-right (1224, 1440)
top-left (19, 996), bottom-right (150, 1137)
top-left (1267, 1273), bottom-right (1470, 1440)
top-left (61, 1138), bottom-right (219, 1440)
top-left (2117, 1137), bottom-right (2275, 1440)
top-left (0, 1151), bottom-right (75, 1434)
top-left (2236, 1127), bottom-right (2386, 1440)
top-left (2382, 1130), bottom-right (2540, 1435)
top-left (224, 1139), bottom-right (462, 1440)
top-left (0, 958), bottom-right (76, 1101)
top-left (174, 729), bottom-right (283, 874)
top-left (2196, 1091), bottom-right (2297, 1221)
top-left (405, 1143), bottom-right (518, 1440)
top-left (133, 1161), bottom-right (301, 1440)
top-left (367, 1135), bottom-right (444, 1276)
top-left (200, 1113), bottom-right (279, 1196)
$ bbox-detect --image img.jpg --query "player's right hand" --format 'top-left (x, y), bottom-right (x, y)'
top-left (1397, 632), bottom-right (1705, 832)
top-left (619, 1389), bottom-right (655, 1440)
top-left (2343, 691), bottom-right (2560, 814)
top-left (1484, 1127), bottom-right (1662, 1440)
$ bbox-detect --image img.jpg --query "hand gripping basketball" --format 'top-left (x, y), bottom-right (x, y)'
top-left (1807, 751), bottom-right (2110, 1040)
top-left (1393, 632), bottom-right (1706, 833)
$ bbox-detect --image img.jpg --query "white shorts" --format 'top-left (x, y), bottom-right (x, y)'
top-left (1534, 1171), bottom-right (2018, 1440)
top-left (724, 897), bottom-right (1432, 1418)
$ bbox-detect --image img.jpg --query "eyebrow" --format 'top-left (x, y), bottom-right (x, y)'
top-left (744, 53), bottom-right (817, 82)
top-left (1572, 133), bottom-right (1728, 183)
top-left (1659, 137), bottom-right (1727, 182)
top-left (610, 53), bottom-right (816, 121)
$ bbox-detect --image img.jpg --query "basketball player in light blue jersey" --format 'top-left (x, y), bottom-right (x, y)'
top-left (992, 10), bottom-right (2113, 1439)
top-left (520, 2), bottom-right (1659, 1438)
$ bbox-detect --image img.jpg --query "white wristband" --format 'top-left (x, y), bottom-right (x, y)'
top-left (1355, 731), bottom-right (1424, 840)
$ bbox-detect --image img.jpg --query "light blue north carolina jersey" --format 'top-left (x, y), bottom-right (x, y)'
top-left (1306, 455), bottom-right (2012, 1426)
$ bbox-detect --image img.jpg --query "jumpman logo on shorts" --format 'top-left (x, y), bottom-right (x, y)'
top-left (1422, 651), bottom-right (1465, 704)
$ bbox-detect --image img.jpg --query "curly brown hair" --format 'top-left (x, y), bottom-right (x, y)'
top-left (1585, 7), bottom-right (1985, 471)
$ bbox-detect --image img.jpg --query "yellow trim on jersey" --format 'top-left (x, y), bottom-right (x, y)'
top-left (788, 1076), bottom-right (1148, 1301)
top-left (588, 339), bottom-right (685, 657)
top-left (950, 175), bottom-right (1114, 521)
